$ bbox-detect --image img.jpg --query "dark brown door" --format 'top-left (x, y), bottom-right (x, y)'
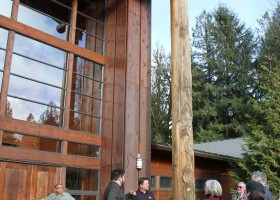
top-left (0, 162), bottom-right (59, 200)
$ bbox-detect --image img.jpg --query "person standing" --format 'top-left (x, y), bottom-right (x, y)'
top-left (44, 183), bottom-right (75, 200)
top-left (204, 179), bottom-right (223, 200)
top-left (232, 182), bottom-right (246, 200)
top-left (246, 180), bottom-right (265, 200)
top-left (131, 177), bottom-right (155, 200)
top-left (251, 171), bottom-right (275, 200)
top-left (103, 168), bottom-right (135, 200)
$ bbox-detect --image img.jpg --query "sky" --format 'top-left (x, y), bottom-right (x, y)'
top-left (152, 0), bottom-right (276, 53)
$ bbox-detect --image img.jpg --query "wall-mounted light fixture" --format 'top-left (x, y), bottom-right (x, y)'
top-left (136, 153), bottom-right (142, 170)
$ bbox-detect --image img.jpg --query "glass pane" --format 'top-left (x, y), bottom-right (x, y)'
top-left (8, 75), bottom-right (64, 106)
top-left (0, 0), bottom-right (13, 17)
top-left (71, 92), bottom-right (101, 117)
top-left (18, 0), bottom-right (72, 40)
top-left (14, 34), bottom-right (67, 67)
top-left (68, 142), bottom-right (100, 158)
top-left (11, 54), bottom-right (66, 87)
top-left (160, 177), bottom-right (172, 189)
top-left (151, 176), bottom-right (156, 188)
top-left (195, 179), bottom-right (206, 191)
top-left (0, 28), bottom-right (9, 49)
top-left (66, 168), bottom-right (99, 191)
top-left (7, 97), bottom-right (64, 127)
top-left (0, 72), bottom-right (3, 94)
top-left (69, 111), bottom-right (100, 134)
top-left (2, 131), bottom-right (62, 153)
top-left (76, 0), bottom-right (105, 54)
top-left (0, 50), bottom-right (6, 71)
top-left (73, 57), bottom-right (103, 83)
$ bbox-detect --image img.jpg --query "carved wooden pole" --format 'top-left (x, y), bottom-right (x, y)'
top-left (170, 0), bottom-right (195, 199)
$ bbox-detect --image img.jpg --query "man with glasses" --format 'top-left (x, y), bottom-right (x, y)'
top-left (232, 182), bottom-right (246, 200)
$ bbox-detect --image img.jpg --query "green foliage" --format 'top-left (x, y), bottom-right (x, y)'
top-left (151, 45), bottom-right (172, 145)
top-left (192, 4), bottom-right (258, 142)
top-left (233, 3), bottom-right (280, 195)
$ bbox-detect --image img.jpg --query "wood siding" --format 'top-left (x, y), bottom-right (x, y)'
top-left (151, 148), bottom-right (235, 200)
top-left (101, 0), bottom-right (152, 197)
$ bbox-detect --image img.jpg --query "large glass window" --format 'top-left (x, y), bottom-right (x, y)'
top-left (2, 131), bottom-right (62, 153)
top-left (76, 0), bottom-right (105, 54)
top-left (0, 0), bottom-right (13, 17)
top-left (18, 0), bottom-right (73, 40)
top-left (66, 167), bottom-right (99, 200)
top-left (69, 56), bottom-right (103, 134)
top-left (7, 34), bottom-right (67, 126)
top-left (15, 0), bottom-right (106, 54)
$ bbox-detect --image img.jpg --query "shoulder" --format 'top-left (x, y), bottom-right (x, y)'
top-left (63, 192), bottom-right (75, 199)
top-left (45, 193), bottom-right (56, 200)
top-left (265, 187), bottom-right (275, 200)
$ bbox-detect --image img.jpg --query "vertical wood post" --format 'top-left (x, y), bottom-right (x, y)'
top-left (170, 0), bottom-right (195, 199)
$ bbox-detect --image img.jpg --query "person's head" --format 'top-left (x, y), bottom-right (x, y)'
top-left (236, 182), bottom-right (246, 194)
top-left (111, 169), bottom-right (126, 186)
top-left (138, 177), bottom-right (149, 192)
top-left (251, 171), bottom-right (267, 186)
top-left (54, 184), bottom-right (64, 195)
top-left (204, 179), bottom-right (222, 198)
top-left (246, 181), bottom-right (265, 200)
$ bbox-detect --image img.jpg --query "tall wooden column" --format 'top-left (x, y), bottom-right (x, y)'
top-left (170, 0), bottom-right (195, 199)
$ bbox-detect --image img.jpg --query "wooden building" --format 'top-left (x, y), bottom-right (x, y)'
top-left (0, 0), bottom-right (151, 199)
top-left (151, 138), bottom-right (246, 200)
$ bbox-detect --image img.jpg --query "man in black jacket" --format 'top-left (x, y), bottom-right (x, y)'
top-left (103, 169), bottom-right (135, 200)
top-left (131, 177), bottom-right (155, 200)
top-left (251, 171), bottom-right (275, 200)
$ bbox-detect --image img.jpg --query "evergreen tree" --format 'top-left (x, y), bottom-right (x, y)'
top-left (192, 4), bottom-right (258, 142)
top-left (233, 3), bottom-right (280, 194)
top-left (151, 45), bottom-right (172, 145)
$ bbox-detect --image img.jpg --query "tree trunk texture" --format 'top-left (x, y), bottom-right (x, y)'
top-left (170, 0), bottom-right (195, 199)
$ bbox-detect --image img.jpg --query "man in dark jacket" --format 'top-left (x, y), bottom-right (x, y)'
top-left (103, 169), bottom-right (135, 200)
top-left (251, 171), bottom-right (275, 200)
top-left (131, 177), bottom-right (155, 200)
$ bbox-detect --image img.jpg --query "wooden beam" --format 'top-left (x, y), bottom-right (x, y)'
top-left (170, 0), bottom-right (195, 199)
top-left (0, 16), bottom-right (105, 65)
top-left (0, 117), bottom-right (101, 146)
top-left (0, 146), bottom-right (100, 169)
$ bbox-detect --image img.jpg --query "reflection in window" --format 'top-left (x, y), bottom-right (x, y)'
top-left (0, 0), bottom-right (13, 17)
top-left (0, 28), bottom-right (9, 49)
top-left (66, 167), bottom-right (99, 199)
top-left (68, 142), bottom-right (100, 158)
top-left (0, 28), bottom-right (9, 85)
top-left (2, 131), bottom-right (62, 153)
top-left (14, 34), bottom-right (67, 66)
top-left (18, 0), bottom-right (72, 40)
top-left (160, 177), bottom-right (172, 189)
top-left (7, 34), bottom-right (68, 127)
top-left (76, 0), bottom-right (105, 54)
top-left (69, 56), bottom-right (103, 134)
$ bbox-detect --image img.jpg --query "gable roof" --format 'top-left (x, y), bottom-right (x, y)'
top-left (194, 137), bottom-right (247, 161)
top-left (152, 137), bottom-right (247, 162)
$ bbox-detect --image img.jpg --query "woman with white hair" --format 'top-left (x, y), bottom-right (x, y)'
top-left (204, 179), bottom-right (223, 200)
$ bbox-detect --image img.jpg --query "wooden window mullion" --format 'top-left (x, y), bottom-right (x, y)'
top-left (0, 0), bottom-right (19, 117)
